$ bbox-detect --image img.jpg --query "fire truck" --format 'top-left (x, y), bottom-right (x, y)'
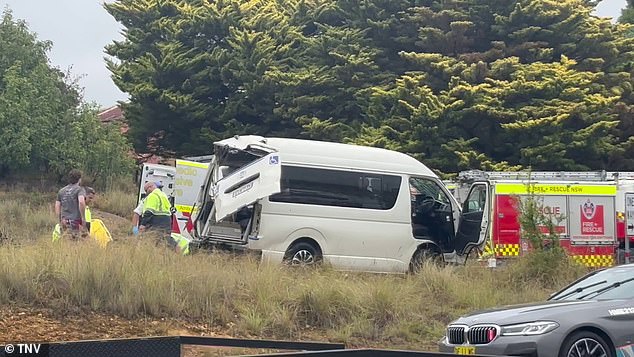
top-left (451, 170), bottom-right (634, 267)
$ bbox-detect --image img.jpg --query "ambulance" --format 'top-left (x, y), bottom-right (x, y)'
top-left (137, 158), bottom-right (211, 238)
top-left (457, 170), bottom-right (634, 267)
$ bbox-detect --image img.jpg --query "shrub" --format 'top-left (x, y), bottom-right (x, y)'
top-left (512, 178), bottom-right (588, 288)
top-left (0, 11), bottom-right (135, 185)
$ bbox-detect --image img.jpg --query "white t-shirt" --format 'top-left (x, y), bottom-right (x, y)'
top-left (133, 200), bottom-right (144, 216)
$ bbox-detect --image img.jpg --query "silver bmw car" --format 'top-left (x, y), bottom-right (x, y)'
top-left (438, 263), bottom-right (634, 357)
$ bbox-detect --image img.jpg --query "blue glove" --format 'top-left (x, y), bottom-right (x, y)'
top-left (132, 226), bottom-right (139, 235)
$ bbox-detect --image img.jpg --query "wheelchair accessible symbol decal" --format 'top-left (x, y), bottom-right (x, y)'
top-left (269, 155), bottom-right (279, 165)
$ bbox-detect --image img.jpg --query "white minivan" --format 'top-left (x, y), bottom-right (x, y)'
top-left (189, 135), bottom-right (490, 273)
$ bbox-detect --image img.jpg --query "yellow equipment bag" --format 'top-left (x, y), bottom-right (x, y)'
top-left (90, 219), bottom-right (112, 248)
top-left (52, 223), bottom-right (61, 242)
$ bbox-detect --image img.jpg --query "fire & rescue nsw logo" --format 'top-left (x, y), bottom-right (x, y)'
top-left (580, 199), bottom-right (604, 235)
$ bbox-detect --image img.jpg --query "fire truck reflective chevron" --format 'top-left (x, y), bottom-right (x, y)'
top-left (571, 255), bottom-right (614, 267)
top-left (495, 183), bottom-right (617, 196)
top-left (483, 243), bottom-right (520, 256)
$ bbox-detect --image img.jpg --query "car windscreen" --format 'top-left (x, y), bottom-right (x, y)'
top-left (549, 266), bottom-right (634, 301)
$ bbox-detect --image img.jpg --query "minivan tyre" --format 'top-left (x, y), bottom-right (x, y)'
top-left (409, 248), bottom-right (443, 273)
top-left (559, 330), bottom-right (613, 357)
top-left (284, 242), bottom-right (322, 267)
top-left (464, 246), bottom-right (481, 264)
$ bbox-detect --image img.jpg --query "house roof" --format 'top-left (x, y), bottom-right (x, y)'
top-left (98, 106), bottom-right (125, 124)
top-left (98, 105), bottom-right (162, 164)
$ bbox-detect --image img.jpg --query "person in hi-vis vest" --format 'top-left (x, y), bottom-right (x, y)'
top-left (139, 181), bottom-right (173, 238)
top-left (84, 187), bottom-right (96, 231)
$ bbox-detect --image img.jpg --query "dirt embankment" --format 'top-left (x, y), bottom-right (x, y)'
top-left (0, 305), bottom-right (347, 356)
top-left (0, 305), bottom-right (270, 356)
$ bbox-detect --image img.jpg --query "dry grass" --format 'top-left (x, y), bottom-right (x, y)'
top-left (0, 190), bottom-right (589, 350)
top-left (0, 191), bottom-right (58, 243)
top-left (92, 178), bottom-right (138, 218)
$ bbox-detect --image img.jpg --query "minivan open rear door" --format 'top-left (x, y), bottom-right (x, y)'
top-left (214, 152), bottom-right (282, 222)
top-left (454, 182), bottom-right (491, 256)
top-left (197, 152), bottom-right (282, 244)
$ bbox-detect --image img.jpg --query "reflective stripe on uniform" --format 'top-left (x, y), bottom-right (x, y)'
top-left (52, 224), bottom-right (61, 242)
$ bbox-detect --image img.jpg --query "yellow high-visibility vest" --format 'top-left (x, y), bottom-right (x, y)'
top-left (52, 224), bottom-right (61, 242)
top-left (170, 233), bottom-right (190, 255)
top-left (143, 189), bottom-right (171, 216)
top-left (85, 206), bottom-right (92, 223)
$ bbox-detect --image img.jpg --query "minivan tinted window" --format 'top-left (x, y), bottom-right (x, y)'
top-left (269, 166), bottom-right (401, 210)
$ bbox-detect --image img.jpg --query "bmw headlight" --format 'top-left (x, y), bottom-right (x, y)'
top-left (501, 321), bottom-right (559, 336)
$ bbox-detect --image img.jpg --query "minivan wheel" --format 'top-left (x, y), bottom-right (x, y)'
top-left (409, 248), bottom-right (443, 273)
top-left (559, 331), bottom-right (612, 357)
top-left (284, 242), bottom-right (322, 267)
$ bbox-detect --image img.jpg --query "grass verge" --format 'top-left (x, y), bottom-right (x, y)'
top-left (0, 239), bottom-right (587, 349)
top-left (0, 190), bottom-right (589, 350)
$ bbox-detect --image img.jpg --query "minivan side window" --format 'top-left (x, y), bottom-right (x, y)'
top-left (409, 177), bottom-right (451, 206)
top-left (269, 166), bottom-right (402, 210)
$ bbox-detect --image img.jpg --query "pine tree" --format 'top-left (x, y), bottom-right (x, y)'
top-left (621, 0), bottom-right (634, 29)
top-left (354, 0), bottom-right (634, 172)
top-left (105, 0), bottom-right (305, 156)
top-left (104, 0), bottom-right (634, 173)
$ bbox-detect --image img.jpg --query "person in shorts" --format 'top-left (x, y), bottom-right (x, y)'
top-left (55, 169), bottom-right (88, 239)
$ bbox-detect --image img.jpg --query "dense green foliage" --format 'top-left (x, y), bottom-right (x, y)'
top-left (0, 10), bottom-right (134, 184)
top-left (105, 0), bottom-right (634, 173)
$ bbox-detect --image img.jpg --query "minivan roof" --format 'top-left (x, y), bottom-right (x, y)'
top-left (214, 135), bottom-right (438, 177)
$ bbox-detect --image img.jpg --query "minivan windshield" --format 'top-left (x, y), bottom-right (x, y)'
top-left (549, 266), bottom-right (634, 301)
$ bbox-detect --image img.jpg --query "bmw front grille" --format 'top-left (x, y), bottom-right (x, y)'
top-left (447, 326), bottom-right (465, 344)
top-left (447, 325), bottom-right (499, 345)
top-left (467, 325), bottom-right (498, 344)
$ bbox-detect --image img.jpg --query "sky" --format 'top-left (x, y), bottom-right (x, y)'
top-left (0, 0), bottom-right (629, 109)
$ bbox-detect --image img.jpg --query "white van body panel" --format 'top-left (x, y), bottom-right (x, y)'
top-left (249, 180), bottom-right (420, 273)
top-left (193, 136), bottom-right (471, 274)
